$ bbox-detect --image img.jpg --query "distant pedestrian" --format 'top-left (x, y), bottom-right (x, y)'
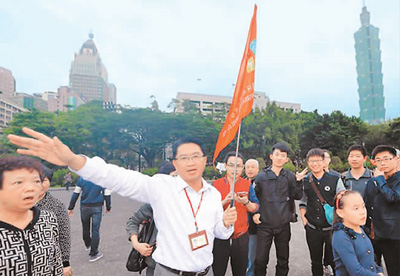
top-left (68, 177), bottom-right (112, 262)
top-left (63, 171), bottom-right (72, 191)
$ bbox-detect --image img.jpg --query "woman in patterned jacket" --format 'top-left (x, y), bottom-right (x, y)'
top-left (0, 156), bottom-right (63, 276)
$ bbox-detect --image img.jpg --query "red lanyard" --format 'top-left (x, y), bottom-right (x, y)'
top-left (184, 188), bottom-right (204, 232)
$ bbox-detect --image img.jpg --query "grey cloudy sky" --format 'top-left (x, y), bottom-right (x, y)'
top-left (1, 0), bottom-right (399, 119)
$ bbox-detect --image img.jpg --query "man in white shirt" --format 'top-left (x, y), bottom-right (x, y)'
top-left (8, 128), bottom-right (237, 276)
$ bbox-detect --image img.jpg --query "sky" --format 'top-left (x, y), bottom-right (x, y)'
top-left (1, 0), bottom-right (399, 119)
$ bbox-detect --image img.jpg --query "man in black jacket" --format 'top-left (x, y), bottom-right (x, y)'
top-left (253, 142), bottom-right (305, 276)
top-left (299, 148), bottom-right (345, 276)
top-left (365, 145), bottom-right (400, 276)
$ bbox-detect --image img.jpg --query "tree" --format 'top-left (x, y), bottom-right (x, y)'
top-left (299, 110), bottom-right (368, 160)
top-left (149, 95), bottom-right (159, 111)
top-left (240, 104), bottom-right (303, 162)
top-left (385, 117), bottom-right (400, 148)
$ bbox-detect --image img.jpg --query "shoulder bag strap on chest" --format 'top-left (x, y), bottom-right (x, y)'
top-left (309, 175), bottom-right (327, 205)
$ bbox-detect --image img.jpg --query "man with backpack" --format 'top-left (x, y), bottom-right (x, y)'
top-left (253, 142), bottom-right (305, 276)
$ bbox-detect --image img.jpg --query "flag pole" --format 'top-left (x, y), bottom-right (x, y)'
top-left (230, 122), bottom-right (242, 207)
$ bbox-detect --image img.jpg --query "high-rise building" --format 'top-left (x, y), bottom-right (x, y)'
top-left (0, 66), bottom-right (16, 99)
top-left (354, 5), bottom-right (385, 124)
top-left (69, 33), bottom-right (116, 104)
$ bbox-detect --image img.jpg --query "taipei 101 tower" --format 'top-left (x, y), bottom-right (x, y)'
top-left (354, 3), bottom-right (385, 124)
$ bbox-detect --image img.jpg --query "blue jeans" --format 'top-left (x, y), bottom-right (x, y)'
top-left (80, 205), bottom-right (102, 256)
top-left (246, 234), bottom-right (257, 276)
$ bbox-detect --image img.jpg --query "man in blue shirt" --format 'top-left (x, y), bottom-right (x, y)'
top-left (68, 177), bottom-right (112, 262)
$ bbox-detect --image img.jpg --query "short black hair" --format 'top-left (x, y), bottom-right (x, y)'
top-left (0, 156), bottom-right (44, 189)
top-left (272, 142), bottom-right (290, 154)
top-left (306, 148), bottom-right (325, 160)
top-left (223, 151), bottom-right (245, 164)
top-left (347, 144), bottom-right (367, 157)
top-left (43, 166), bottom-right (54, 182)
top-left (371, 145), bottom-right (397, 159)
top-left (172, 137), bottom-right (206, 160)
top-left (158, 161), bottom-right (175, 175)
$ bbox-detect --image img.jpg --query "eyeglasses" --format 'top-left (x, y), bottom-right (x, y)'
top-left (307, 159), bottom-right (324, 164)
top-left (374, 157), bottom-right (393, 164)
top-left (175, 154), bottom-right (205, 163)
top-left (226, 163), bottom-right (244, 169)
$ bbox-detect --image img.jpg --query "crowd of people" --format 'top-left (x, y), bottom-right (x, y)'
top-left (0, 126), bottom-right (399, 276)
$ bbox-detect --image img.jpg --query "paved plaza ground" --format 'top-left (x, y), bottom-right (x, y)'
top-left (53, 188), bottom-right (313, 276)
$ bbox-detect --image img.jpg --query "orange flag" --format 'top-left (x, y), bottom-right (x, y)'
top-left (212, 5), bottom-right (257, 166)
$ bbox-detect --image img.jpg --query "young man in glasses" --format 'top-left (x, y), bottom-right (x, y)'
top-left (299, 148), bottom-right (345, 276)
top-left (8, 129), bottom-right (237, 276)
top-left (365, 145), bottom-right (400, 276)
top-left (212, 151), bottom-right (259, 276)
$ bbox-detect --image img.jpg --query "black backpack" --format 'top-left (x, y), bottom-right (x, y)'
top-left (126, 218), bottom-right (156, 273)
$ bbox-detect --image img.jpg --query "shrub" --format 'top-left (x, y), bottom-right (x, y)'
top-left (142, 167), bottom-right (158, 176)
top-left (203, 166), bottom-right (222, 180)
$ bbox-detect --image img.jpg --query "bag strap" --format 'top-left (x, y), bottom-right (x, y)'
top-left (146, 219), bottom-right (155, 244)
top-left (141, 219), bottom-right (155, 244)
top-left (309, 175), bottom-right (327, 205)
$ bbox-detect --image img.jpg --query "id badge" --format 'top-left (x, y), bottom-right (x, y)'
top-left (188, 230), bottom-right (209, 251)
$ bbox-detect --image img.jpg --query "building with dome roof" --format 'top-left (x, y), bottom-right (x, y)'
top-left (69, 33), bottom-right (116, 104)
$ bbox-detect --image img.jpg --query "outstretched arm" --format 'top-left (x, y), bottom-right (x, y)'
top-left (8, 127), bottom-right (86, 170)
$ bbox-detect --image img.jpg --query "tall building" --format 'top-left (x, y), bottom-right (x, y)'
top-left (0, 66), bottom-right (16, 98)
top-left (354, 5), bottom-right (385, 124)
top-left (69, 33), bottom-right (116, 103)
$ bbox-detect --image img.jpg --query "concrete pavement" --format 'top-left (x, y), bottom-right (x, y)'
top-left (52, 189), bottom-right (312, 276)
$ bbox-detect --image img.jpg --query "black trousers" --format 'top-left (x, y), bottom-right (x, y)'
top-left (372, 239), bottom-right (400, 276)
top-left (254, 224), bottom-right (291, 276)
top-left (212, 232), bottom-right (249, 276)
top-left (305, 225), bottom-right (334, 276)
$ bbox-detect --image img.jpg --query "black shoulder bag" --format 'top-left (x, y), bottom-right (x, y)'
top-left (126, 218), bottom-right (156, 273)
